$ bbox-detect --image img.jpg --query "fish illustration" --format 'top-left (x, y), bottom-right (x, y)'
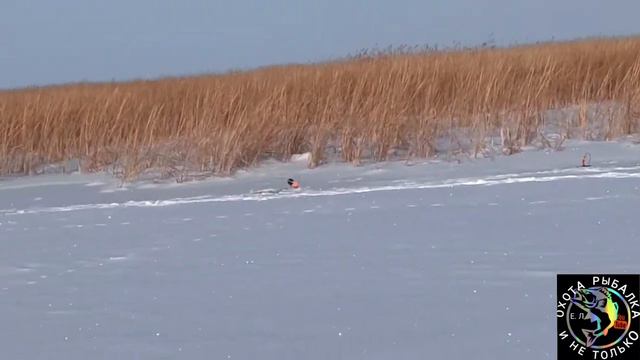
top-left (571, 287), bottom-right (619, 347)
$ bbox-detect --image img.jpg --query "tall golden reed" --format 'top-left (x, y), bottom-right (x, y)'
top-left (1, 37), bottom-right (639, 179)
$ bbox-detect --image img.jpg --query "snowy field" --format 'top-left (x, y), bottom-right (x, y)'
top-left (1, 141), bottom-right (640, 360)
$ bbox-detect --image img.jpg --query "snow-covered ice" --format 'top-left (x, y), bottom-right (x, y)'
top-left (1, 141), bottom-right (639, 359)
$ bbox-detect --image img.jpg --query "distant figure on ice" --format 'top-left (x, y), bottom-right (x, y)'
top-left (581, 153), bottom-right (591, 167)
top-left (251, 178), bottom-right (301, 196)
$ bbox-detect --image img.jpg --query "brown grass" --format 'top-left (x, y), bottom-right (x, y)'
top-left (1, 37), bottom-right (640, 180)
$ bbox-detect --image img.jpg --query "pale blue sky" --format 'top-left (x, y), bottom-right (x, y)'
top-left (2, 0), bottom-right (639, 89)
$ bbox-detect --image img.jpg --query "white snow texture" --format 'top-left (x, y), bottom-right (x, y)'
top-left (1, 141), bottom-right (639, 359)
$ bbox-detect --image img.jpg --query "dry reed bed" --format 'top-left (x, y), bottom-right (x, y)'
top-left (1, 37), bottom-right (640, 180)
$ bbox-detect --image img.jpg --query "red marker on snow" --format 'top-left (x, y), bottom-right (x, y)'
top-left (287, 178), bottom-right (300, 189)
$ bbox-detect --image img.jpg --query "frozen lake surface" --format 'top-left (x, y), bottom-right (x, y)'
top-left (1, 141), bottom-right (639, 359)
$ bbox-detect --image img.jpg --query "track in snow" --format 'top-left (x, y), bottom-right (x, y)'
top-left (4, 164), bottom-right (640, 216)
